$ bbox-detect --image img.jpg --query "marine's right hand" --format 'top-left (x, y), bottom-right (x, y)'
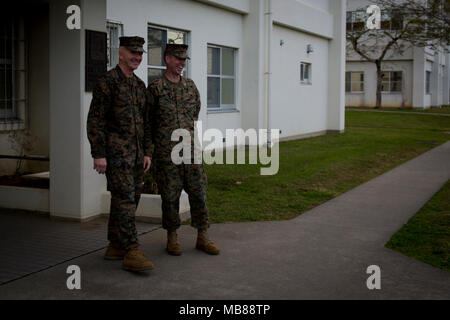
top-left (94, 158), bottom-right (107, 174)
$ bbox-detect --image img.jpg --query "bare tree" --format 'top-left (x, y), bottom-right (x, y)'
top-left (346, 0), bottom-right (449, 108)
top-left (377, 0), bottom-right (449, 48)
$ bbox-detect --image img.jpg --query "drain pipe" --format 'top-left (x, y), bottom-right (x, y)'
top-left (264, 0), bottom-right (273, 145)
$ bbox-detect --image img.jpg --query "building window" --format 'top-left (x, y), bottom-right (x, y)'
top-left (147, 25), bottom-right (188, 83)
top-left (380, 10), bottom-right (403, 31)
top-left (207, 45), bottom-right (236, 110)
top-left (426, 71), bottom-right (431, 94)
top-left (346, 11), bottom-right (366, 32)
top-left (300, 62), bottom-right (312, 85)
top-left (0, 15), bottom-right (26, 124)
top-left (345, 72), bottom-right (364, 92)
top-left (346, 10), bottom-right (402, 32)
top-left (107, 21), bottom-right (123, 70)
top-left (381, 71), bottom-right (402, 93)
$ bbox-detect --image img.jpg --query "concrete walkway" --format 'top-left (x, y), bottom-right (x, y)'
top-left (0, 212), bottom-right (159, 285)
top-left (0, 142), bottom-right (449, 300)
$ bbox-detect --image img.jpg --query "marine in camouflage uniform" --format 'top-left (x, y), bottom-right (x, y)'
top-left (87, 37), bottom-right (151, 254)
top-left (147, 49), bottom-right (208, 232)
top-left (147, 44), bottom-right (219, 255)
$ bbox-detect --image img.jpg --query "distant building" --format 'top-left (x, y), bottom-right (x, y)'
top-left (346, 0), bottom-right (450, 109)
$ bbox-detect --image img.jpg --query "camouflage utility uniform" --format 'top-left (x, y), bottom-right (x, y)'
top-left (147, 75), bottom-right (209, 231)
top-left (87, 65), bottom-right (151, 250)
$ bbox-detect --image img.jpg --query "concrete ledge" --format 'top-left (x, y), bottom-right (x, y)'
top-left (193, 0), bottom-right (250, 15)
top-left (279, 130), bottom-right (344, 143)
top-left (48, 212), bottom-right (103, 223)
top-left (0, 187), bottom-right (190, 224)
top-left (0, 185), bottom-right (49, 212)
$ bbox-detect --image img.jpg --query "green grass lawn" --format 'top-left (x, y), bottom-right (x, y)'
top-left (203, 110), bottom-right (450, 223)
top-left (386, 180), bottom-right (450, 272)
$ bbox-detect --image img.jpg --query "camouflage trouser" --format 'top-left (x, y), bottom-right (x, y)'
top-left (155, 160), bottom-right (209, 231)
top-left (106, 161), bottom-right (144, 250)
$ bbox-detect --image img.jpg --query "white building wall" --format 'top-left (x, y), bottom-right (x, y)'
top-left (193, 0), bottom-right (250, 14)
top-left (346, 60), bottom-right (413, 108)
top-left (108, 0), bottom-right (344, 138)
top-left (272, 0), bottom-right (334, 39)
top-left (301, 0), bottom-right (329, 12)
top-left (271, 25), bottom-right (329, 138)
top-left (108, 0), bottom-right (243, 136)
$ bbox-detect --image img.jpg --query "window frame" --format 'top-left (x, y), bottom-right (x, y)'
top-left (0, 15), bottom-right (27, 126)
top-left (381, 70), bottom-right (403, 93)
top-left (345, 71), bottom-right (365, 93)
top-left (425, 71), bottom-right (431, 94)
top-left (300, 62), bottom-right (312, 85)
top-left (147, 24), bottom-right (189, 83)
top-left (106, 20), bottom-right (124, 71)
top-left (380, 10), bottom-right (403, 31)
top-left (346, 10), bottom-right (366, 32)
top-left (346, 10), bottom-right (403, 32)
top-left (207, 44), bottom-right (237, 111)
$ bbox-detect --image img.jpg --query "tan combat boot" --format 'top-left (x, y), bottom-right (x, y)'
top-left (104, 243), bottom-right (127, 260)
top-left (122, 248), bottom-right (154, 272)
top-left (166, 231), bottom-right (182, 256)
top-left (196, 229), bottom-right (220, 255)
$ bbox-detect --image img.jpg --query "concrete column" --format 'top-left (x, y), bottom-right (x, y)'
top-left (327, 0), bottom-right (346, 132)
top-left (443, 51), bottom-right (450, 105)
top-left (430, 51), bottom-right (441, 107)
top-left (49, 0), bottom-right (106, 220)
top-left (412, 47), bottom-right (426, 109)
top-left (80, 0), bottom-right (108, 219)
top-left (241, 0), bottom-right (264, 131)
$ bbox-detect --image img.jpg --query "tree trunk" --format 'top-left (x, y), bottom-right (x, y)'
top-left (375, 61), bottom-right (382, 109)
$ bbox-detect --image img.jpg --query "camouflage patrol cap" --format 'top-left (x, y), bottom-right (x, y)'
top-left (164, 43), bottom-right (190, 60)
top-left (119, 36), bottom-right (146, 53)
